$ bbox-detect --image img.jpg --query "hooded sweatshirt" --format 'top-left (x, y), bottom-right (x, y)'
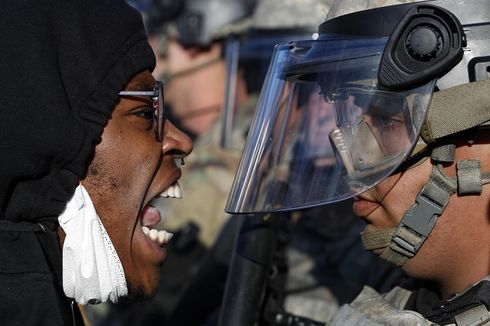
top-left (0, 1), bottom-right (155, 324)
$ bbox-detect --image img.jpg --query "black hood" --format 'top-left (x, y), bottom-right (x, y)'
top-left (0, 0), bottom-right (155, 223)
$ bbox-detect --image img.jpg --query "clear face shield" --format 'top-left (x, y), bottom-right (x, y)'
top-left (226, 35), bottom-right (436, 214)
top-left (221, 31), bottom-right (319, 150)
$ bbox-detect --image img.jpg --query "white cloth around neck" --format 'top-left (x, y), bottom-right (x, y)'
top-left (58, 184), bottom-right (127, 305)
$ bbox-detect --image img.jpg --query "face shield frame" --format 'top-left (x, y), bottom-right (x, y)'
top-left (225, 2), bottom-right (467, 214)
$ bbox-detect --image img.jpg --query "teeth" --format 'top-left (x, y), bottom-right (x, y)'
top-left (141, 225), bottom-right (173, 246)
top-left (158, 230), bottom-right (173, 243)
top-left (149, 229), bottom-right (159, 241)
top-left (160, 182), bottom-right (182, 199)
top-left (158, 230), bottom-right (165, 244)
top-left (168, 186), bottom-right (175, 198)
top-left (174, 184), bottom-right (182, 198)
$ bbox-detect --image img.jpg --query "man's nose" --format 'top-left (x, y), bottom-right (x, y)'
top-left (161, 120), bottom-right (193, 158)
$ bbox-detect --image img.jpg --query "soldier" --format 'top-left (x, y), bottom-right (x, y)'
top-left (225, 0), bottom-right (490, 324)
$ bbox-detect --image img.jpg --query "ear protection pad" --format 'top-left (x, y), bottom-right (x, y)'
top-left (379, 4), bottom-right (466, 90)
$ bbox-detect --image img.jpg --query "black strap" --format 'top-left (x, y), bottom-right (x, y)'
top-left (406, 279), bottom-right (490, 325)
top-left (0, 219), bottom-right (45, 232)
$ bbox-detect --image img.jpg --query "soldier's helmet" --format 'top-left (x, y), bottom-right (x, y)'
top-left (145, 0), bottom-right (257, 48)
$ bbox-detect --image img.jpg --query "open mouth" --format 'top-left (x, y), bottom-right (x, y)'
top-left (139, 182), bottom-right (182, 247)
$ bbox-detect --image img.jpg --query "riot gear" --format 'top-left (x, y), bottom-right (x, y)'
top-left (225, 0), bottom-right (490, 267)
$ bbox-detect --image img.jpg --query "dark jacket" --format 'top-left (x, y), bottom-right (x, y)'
top-left (0, 1), bottom-right (155, 324)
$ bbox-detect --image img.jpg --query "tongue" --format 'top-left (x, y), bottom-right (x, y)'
top-left (140, 205), bottom-right (161, 227)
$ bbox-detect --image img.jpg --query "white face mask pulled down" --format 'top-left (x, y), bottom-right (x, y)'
top-left (58, 184), bottom-right (127, 305)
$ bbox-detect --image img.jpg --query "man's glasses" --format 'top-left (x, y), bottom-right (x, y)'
top-left (119, 81), bottom-right (165, 142)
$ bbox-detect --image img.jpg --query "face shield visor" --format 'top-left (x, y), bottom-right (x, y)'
top-left (221, 30), bottom-right (318, 150)
top-left (226, 35), bottom-right (436, 214)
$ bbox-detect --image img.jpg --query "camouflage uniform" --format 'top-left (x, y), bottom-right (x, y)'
top-left (330, 276), bottom-right (490, 325)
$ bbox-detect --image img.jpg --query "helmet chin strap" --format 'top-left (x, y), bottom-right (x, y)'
top-left (362, 143), bottom-right (490, 267)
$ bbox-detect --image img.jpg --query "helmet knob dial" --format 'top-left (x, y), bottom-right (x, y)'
top-left (405, 25), bottom-right (442, 62)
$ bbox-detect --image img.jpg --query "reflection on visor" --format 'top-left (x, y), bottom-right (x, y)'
top-left (329, 87), bottom-right (415, 179)
top-left (226, 37), bottom-right (436, 214)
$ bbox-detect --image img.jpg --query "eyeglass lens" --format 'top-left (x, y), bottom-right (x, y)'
top-left (155, 81), bottom-right (165, 142)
